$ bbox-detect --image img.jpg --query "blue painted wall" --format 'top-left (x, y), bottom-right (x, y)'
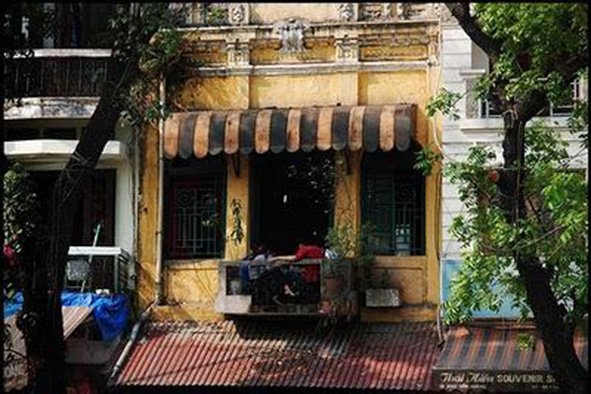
top-left (441, 259), bottom-right (521, 318)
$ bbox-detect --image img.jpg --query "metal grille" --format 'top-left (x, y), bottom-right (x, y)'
top-left (362, 173), bottom-right (425, 256)
top-left (167, 175), bottom-right (225, 259)
top-left (224, 261), bottom-right (322, 314)
top-left (6, 56), bottom-right (108, 98)
top-left (64, 255), bottom-right (128, 293)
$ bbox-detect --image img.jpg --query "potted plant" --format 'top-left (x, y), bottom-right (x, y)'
top-left (320, 222), bottom-right (379, 320)
top-left (358, 224), bottom-right (401, 308)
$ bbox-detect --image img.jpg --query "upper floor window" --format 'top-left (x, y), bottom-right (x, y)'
top-left (30, 169), bottom-right (115, 246)
top-left (361, 147), bottom-right (425, 256)
top-left (164, 156), bottom-right (227, 260)
top-left (479, 79), bottom-right (581, 119)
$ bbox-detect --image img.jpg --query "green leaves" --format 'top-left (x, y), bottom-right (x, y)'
top-left (139, 29), bottom-right (183, 77)
top-left (441, 4), bottom-right (587, 330)
top-left (568, 99), bottom-right (589, 148)
top-left (467, 4), bottom-right (588, 122)
top-left (414, 145), bottom-right (443, 176)
top-left (3, 162), bottom-right (39, 299)
top-left (442, 124), bottom-right (587, 326)
top-left (426, 88), bottom-right (462, 120)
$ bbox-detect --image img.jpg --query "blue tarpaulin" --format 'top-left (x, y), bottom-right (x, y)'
top-left (4, 291), bottom-right (129, 342)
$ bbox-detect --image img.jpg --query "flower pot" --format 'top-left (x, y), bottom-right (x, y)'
top-left (324, 275), bottom-right (343, 296)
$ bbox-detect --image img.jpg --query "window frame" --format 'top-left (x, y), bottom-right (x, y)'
top-left (249, 151), bottom-right (336, 255)
top-left (360, 149), bottom-right (426, 256)
top-left (163, 155), bottom-right (227, 261)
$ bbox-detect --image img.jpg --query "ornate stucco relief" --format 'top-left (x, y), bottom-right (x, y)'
top-left (360, 45), bottom-right (428, 61)
top-left (396, 3), bottom-right (410, 21)
top-left (272, 19), bottom-right (310, 54)
top-left (338, 3), bottom-right (358, 22)
top-left (228, 3), bottom-right (249, 26)
top-left (335, 36), bottom-right (359, 63)
top-left (251, 38), bottom-right (335, 65)
top-left (226, 40), bottom-right (250, 66)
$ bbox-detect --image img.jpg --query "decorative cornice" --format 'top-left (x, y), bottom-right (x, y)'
top-left (396, 3), bottom-right (410, 21)
top-left (181, 18), bottom-right (439, 69)
top-left (176, 19), bottom-right (439, 36)
top-left (195, 60), bottom-right (429, 77)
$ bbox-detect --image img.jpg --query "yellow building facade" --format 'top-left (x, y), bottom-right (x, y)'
top-left (136, 3), bottom-right (442, 323)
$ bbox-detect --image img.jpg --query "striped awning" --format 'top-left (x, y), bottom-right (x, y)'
top-left (163, 104), bottom-right (422, 159)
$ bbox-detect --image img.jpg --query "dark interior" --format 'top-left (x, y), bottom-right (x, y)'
top-left (251, 151), bottom-right (335, 255)
top-left (29, 169), bottom-right (115, 246)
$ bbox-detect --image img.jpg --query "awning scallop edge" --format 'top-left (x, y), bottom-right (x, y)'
top-left (163, 104), bottom-right (425, 159)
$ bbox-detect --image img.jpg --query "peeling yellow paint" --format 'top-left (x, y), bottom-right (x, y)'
top-left (250, 74), bottom-right (355, 109)
top-left (251, 43), bottom-right (335, 65)
top-left (175, 76), bottom-right (250, 110)
top-left (165, 260), bottom-right (219, 304)
top-left (224, 155), bottom-right (250, 260)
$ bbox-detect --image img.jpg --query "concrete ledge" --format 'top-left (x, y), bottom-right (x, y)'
top-left (150, 304), bottom-right (225, 322)
top-left (4, 139), bottom-right (127, 162)
top-left (460, 117), bottom-right (572, 134)
top-left (197, 60), bottom-right (430, 77)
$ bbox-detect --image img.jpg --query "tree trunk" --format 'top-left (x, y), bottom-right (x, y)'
top-left (21, 53), bottom-right (138, 394)
top-left (499, 115), bottom-right (588, 394)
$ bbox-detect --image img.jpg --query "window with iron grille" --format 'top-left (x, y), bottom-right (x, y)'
top-left (164, 156), bottom-right (226, 259)
top-left (361, 149), bottom-right (425, 256)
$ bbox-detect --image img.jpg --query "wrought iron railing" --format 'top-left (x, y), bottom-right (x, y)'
top-left (227, 262), bottom-right (321, 311)
top-left (216, 258), bottom-right (357, 316)
top-left (5, 49), bottom-right (110, 98)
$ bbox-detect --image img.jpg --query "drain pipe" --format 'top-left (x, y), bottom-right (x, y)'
top-left (154, 73), bottom-right (166, 305)
top-left (109, 302), bottom-right (154, 383)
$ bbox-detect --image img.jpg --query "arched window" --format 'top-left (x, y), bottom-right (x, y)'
top-left (361, 145), bottom-right (425, 256)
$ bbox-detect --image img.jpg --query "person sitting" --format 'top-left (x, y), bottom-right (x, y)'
top-left (267, 237), bottom-right (325, 262)
top-left (239, 243), bottom-right (268, 293)
top-left (294, 242), bottom-right (325, 261)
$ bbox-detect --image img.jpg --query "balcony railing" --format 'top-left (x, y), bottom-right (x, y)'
top-left (215, 259), bottom-right (357, 317)
top-left (5, 49), bottom-right (110, 98)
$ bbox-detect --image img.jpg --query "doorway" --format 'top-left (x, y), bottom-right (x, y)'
top-left (251, 151), bottom-right (335, 255)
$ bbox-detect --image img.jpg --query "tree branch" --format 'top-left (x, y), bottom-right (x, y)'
top-left (446, 3), bottom-right (503, 60)
top-left (518, 54), bottom-right (588, 120)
